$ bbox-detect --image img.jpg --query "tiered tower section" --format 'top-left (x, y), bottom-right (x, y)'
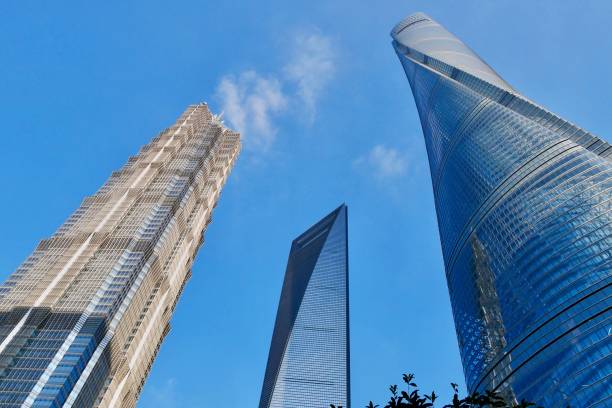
top-left (0, 104), bottom-right (240, 407)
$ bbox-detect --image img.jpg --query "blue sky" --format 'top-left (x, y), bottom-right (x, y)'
top-left (0, 1), bottom-right (611, 406)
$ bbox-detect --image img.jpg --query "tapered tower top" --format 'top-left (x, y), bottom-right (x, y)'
top-left (391, 12), bottom-right (513, 91)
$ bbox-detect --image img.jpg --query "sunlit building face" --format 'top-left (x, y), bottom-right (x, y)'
top-left (0, 104), bottom-right (240, 407)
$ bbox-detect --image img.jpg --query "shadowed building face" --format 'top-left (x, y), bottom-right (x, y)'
top-left (392, 12), bottom-right (612, 407)
top-left (259, 205), bottom-right (350, 408)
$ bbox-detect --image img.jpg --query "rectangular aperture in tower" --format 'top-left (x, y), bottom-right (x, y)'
top-left (0, 104), bottom-right (240, 407)
top-left (259, 205), bottom-right (350, 408)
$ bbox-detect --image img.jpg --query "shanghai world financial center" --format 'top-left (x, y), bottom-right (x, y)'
top-left (0, 10), bottom-right (610, 408)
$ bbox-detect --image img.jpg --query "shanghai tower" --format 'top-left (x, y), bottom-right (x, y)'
top-left (392, 13), bottom-right (611, 407)
top-left (259, 205), bottom-right (350, 408)
top-left (0, 104), bottom-right (240, 407)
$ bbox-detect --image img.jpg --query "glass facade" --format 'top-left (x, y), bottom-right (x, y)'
top-left (0, 104), bottom-right (240, 407)
top-left (392, 13), bottom-right (612, 407)
top-left (259, 205), bottom-right (350, 408)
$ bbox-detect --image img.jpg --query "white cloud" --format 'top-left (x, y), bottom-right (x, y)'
top-left (356, 145), bottom-right (409, 178)
top-left (215, 29), bottom-right (336, 154)
top-left (284, 31), bottom-right (336, 121)
top-left (216, 71), bottom-right (288, 152)
top-left (147, 378), bottom-right (179, 408)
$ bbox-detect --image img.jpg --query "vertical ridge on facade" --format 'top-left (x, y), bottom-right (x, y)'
top-left (0, 104), bottom-right (240, 407)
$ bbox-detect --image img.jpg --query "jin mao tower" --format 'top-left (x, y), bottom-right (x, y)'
top-left (0, 104), bottom-right (240, 407)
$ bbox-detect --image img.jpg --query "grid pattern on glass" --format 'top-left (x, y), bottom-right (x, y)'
top-left (260, 205), bottom-right (350, 408)
top-left (0, 105), bottom-right (240, 408)
top-left (392, 13), bottom-right (611, 407)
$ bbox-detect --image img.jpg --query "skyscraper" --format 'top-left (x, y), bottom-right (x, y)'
top-left (0, 104), bottom-right (240, 407)
top-left (392, 13), bottom-right (611, 407)
top-left (259, 205), bottom-right (350, 408)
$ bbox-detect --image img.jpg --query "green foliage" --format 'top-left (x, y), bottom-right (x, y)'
top-left (330, 373), bottom-right (541, 408)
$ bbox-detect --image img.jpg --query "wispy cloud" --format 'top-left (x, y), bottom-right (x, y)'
top-left (216, 71), bottom-right (288, 152)
top-left (355, 145), bottom-right (410, 178)
top-left (215, 29), bottom-right (336, 153)
top-left (147, 378), bottom-right (179, 408)
top-left (284, 30), bottom-right (336, 121)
